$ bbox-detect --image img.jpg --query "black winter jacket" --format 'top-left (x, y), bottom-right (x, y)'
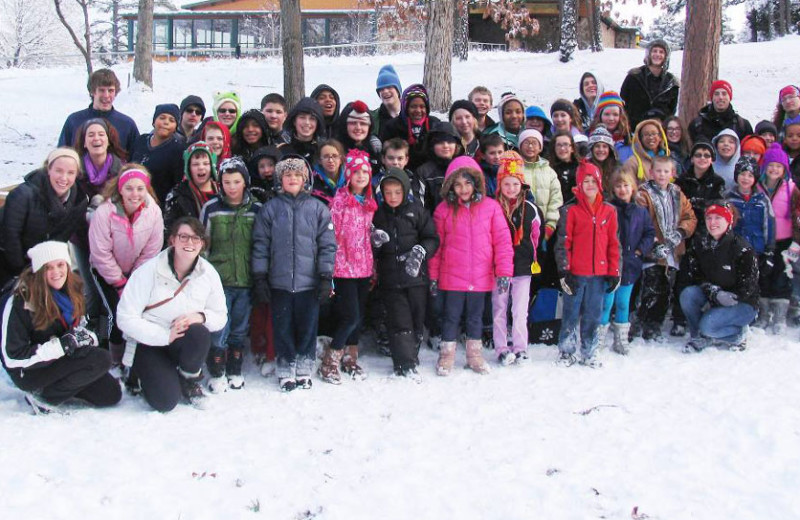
top-left (679, 231), bottom-right (759, 309)
top-left (675, 166), bottom-right (727, 232)
top-left (130, 132), bottom-right (187, 205)
top-left (689, 104), bottom-right (754, 143)
top-left (620, 66), bottom-right (679, 130)
top-left (163, 180), bottom-right (218, 239)
top-left (0, 169), bottom-right (89, 276)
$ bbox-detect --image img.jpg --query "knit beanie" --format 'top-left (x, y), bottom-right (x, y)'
top-left (218, 156), bottom-right (250, 187)
top-left (645, 38), bottom-right (671, 69)
top-left (27, 241), bottom-right (71, 273)
top-left (445, 155), bottom-right (481, 179)
top-left (779, 85), bottom-right (800, 104)
top-left (705, 203), bottom-right (733, 226)
top-left (576, 159), bottom-right (602, 190)
top-left (46, 147), bottom-right (81, 170)
top-left (550, 99), bottom-right (575, 117)
top-left (740, 135), bottom-right (767, 157)
top-left (734, 156), bottom-right (759, 184)
top-left (346, 100), bottom-right (371, 124)
top-left (401, 84), bottom-right (429, 117)
top-left (709, 80), bottom-right (733, 100)
top-left (429, 122), bottom-right (459, 144)
top-left (518, 129), bottom-right (544, 149)
top-left (183, 141), bottom-right (218, 180)
top-left (153, 103), bottom-right (180, 125)
top-left (691, 139), bottom-right (716, 161)
top-left (595, 91), bottom-right (625, 114)
top-left (275, 155), bottom-right (310, 190)
top-left (497, 150), bottom-right (526, 186)
top-left (496, 92), bottom-right (525, 122)
top-left (449, 99), bottom-right (479, 121)
top-left (588, 125), bottom-right (615, 149)
top-left (761, 142), bottom-right (791, 177)
top-left (213, 91), bottom-right (242, 119)
top-left (755, 120), bottom-right (779, 138)
top-left (180, 95), bottom-right (206, 118)
top-left (376, 65), bottom-right (402, 96)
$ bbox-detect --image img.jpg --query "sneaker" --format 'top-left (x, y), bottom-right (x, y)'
top-left (228, 374), bottom-right (245, 390)
top-left (295, 376), bottom-right (312, 390)
top-left (24, 394), bottom-right (60, 415)
top-left (670, 323), bottom-right (686, 337)
top-left (279, 377), bottom-right (296, 392)
top-left (207, 376), bottom-right (228, 394)
top-left (556, 352), bottom-right (577, 367)
top-left (498, 351), bottom-right (516, 366)
top-left (578, 356), bottom-right (602, 368)
top-left (514, 351), bottom-right (530, 363)
top-left (682, 337), bottom-right (709, 353)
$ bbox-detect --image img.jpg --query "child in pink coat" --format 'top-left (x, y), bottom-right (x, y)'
top-left (428, 156), bottom-right (514, 376)
top-left (321, 149), bottom-right (378, 384)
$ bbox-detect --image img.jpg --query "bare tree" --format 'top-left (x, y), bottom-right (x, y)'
top-left (281, 0), bottom-right (304, 107)
top-left (0, 0), bottom-right (60, 68)
top-left (423, 0), bottom-right (453, 112)
top-left (678, 0), bottom-right (721, 128)
top-left (53, 0), bottom-right (92, 76)
top-left (453, 0), bottom-right (468, 61)
top-left (132, 0), bottom-right (153, 87)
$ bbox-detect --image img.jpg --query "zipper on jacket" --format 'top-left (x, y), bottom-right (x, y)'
top-left (592, 215), bottom-right (597, 275)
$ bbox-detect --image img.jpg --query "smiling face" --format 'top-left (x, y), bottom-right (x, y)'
top-left (483, 144), bottom-right (505, 166)
top-left (452, 108), bottom-right (476, 138)
top-left (217, 101), bottom-right (238, 127)
top-left (204, 127), bottom-right (225, 157)
top-left (551, 111), bottom-right (571, 132)
top-left (592, 142), bottom-right (610, 162)
top-left (316, 90), bottom-right (337, 117)
top-left (47, 156), bottom-right (79, 198)
top-left (712, 89), bottom-right (731, 112)
top-left (502, 101), bottom-right (524, 134)
top-left (600, 106), bottom-right (620, 132)
top-left (640, 123), bottom-right (662, 152)
top-left (349, 165), bottom-right (371, 195)
top-left (651, 163), bottom-right (673, 189)
top-left (378, 87), bottom-right (400, 108)
top-left (242, 120), bottom-right (263, 145)
top-left (189, 153), bottom-right (213, 189)
top-left (281, 170), bottom-right (305, 196)
top-left (649, 46), bottom-right (666, 67)
top-left (469, 93), bottom-right (492, 117)
top-left (519, 137), bottom-right (541, 161)
top-left (91, 85), bottom-right (116, 111)
top-left (347, 119), bottom-right (370, 143)
top-left (453, 174), bottom-right (475, 203)
top-left (84, 123), bottom-right (109, 156)
top-left (737, 169), bottom-right (755, 193)
top-left (44, 259), bottom-right (70, 291)
top-left (554, 135), bottom-right (573, 162)
top-left (120, 177), bottom-right (147, 214)
top-left (261, 102), bottom-right (286, 132)
top-left (665, 120), bottom-right (682, 144)
top-left (500, 176), bottom-right (522, 200)
top-left (691, 147), bottom-right (713, 174)
top-left (407, 97), bottom-right (427, 123)
top-left (613, 179), bottom-right (633, 203)
top-left (153, 113), bottom-right (177, 140)
top-left (170, 224), bottom-right (204, 261)
top-left (582, 75), bottom-right (598, 100)
top-left (294, 113), bottom-right (318, 141)
top-left (432, 139), bottom-right (456, 160)
top-left (716, 135), bottom-right (737, 161)
top-left (781, 92), bottom-right (800, 114)
top-left (705, 212), bottom-right (729, 240)
top-left (766, 162), bottom-right (785, 182)
top-left (257, 157), bottom-right (275, 180)
top-left (581, 174), bottom-right (599, 200)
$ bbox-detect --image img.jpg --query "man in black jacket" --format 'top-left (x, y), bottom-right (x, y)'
top-left (620, 39), bottom-right (679, 130)
top-left (689, 80), bottom-right (754, 143)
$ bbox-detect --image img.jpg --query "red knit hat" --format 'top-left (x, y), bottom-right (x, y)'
top-left (705, 203), bottom-right (733, 226)
top-left (740, 135), bottom-right (767, 157)
top-left (709, 80), bottom-right (733, 100)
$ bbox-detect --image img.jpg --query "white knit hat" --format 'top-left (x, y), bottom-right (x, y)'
top-left (27, 241), bottom-right (72, 273)
top-left (518, 129), bottom-right (544, 148)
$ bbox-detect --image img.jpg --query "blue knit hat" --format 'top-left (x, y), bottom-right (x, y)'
top-left (153, 103), bottom-right (180, 125)
top-left (376, 65), bottom-right (402, 96)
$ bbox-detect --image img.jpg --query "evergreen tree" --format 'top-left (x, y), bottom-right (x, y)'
top-left (647, 12), bottom-right (685, 49)
top-left (559, 0), bottom-right (577, 62)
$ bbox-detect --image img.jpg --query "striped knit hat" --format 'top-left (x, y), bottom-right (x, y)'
top-left (595, 91), bottom-right (625, 114)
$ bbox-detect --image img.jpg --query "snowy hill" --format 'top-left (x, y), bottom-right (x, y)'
top-left (1, 39), bottom-right (799, 519)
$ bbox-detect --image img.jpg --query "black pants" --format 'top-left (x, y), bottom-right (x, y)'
top-left (133, 324), bottom-right (210, 413)
top-left (90, 268), bottom-right (123, 345)
top-left (331, 277), bottom-right (370, 350)
top-left (638, 265), bottom-right (674, 326)
top-left (384, 286), bottom-right (427, 370)
top-left (272, 288), bottom-right (318, 378)
top-left (11, 348), bottom-right (120, 407)
top-left (761, 238), bottom-right (793, 299)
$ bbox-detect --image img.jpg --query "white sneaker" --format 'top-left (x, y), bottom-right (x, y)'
top-left (498, 351), bottom-right (516, 366)
top-left (228, 375), bottom-right (245, 390)
top-left (207, 376), bottom-right (228, 394)
top-left (260, 361), bottom-right (275, 378)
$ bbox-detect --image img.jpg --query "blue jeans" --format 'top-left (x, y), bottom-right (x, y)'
top-left (272, 289), bottom-right (319, 378)
top-left (442, 290), bottom-right (487, 341)
top-left (211, 286), bottom-right (252, 350)
top-left (679, 285), bottom-right (757, 344)
top-left (558, 275), bottom-right (605, 358)
top-left (600, 283), bottom-right (634, 325)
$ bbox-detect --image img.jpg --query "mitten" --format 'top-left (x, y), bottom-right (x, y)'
top-left (404, 245), bottom-right (426, 277)
top-left (370, 228), bottom-right (390, 249)
top-left (496, 277), bottom-right (511, 294)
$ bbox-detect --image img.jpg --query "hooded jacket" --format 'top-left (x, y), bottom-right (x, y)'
top-left (248, 146), bottom-right (280, 203)
top-left (521, 157), bottom-right (563, 231)
top-left (620, 40), bottom-right (680, 130)
top-left (574, 72), bottom-right (606, 133)
top-left (757, 143), bottom-right (798, 241)
top-left (310, 84), bottom-right (341, 139)
top-left (675, 164), bottom-right (726, 231)
top-left (611, 196), bottom-right (655, 285)
top-left (335, 101), bottom-right (383, 168)
top-left (372, 168), bottom-right (439, 289)
top-left (232, 109), bottom-right (269, 163)
top-left (329, 174), bottom-right (378, 280)
top-left (621, 119), bottom-right (671, 183)
top-left (689, 103), bottom-right (754, 144)
top-left (380, 84), bottom-right (441, 170)
top-left (417, 122), bottom-right (462, 210)
top-left (279, 97), bottom-right (326, 163)
top-left (726, 187), bottom-right (775, 256)
top-left (130, 131), bottom-right (187, 206)
top-left (711, 128), bottom-right (742, 190)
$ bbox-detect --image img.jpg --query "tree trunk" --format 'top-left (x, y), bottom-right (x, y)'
top-left (679, 0), bottom-right (720, 129)
top-left (748, 9), bottom-right (758, 42)
top-left (559, 0), bottom-right (578, 62)
top-left (424, 0), bottom-right (453, 112)
top-left (586, 0), bottom-right (602, 52)
top-left (777, 0), bottom-right (790, 36)
top-left (133, 0), bottom-right (153, 87)
top-left (452, 0), bottom-right (469, 61)
top-left (766, 2), bottom-right (774, 40)
top-left (112, 0), bottom-right (119, 53)
top-left (53, 0), bottom-right (92, 77)
top-left (281, 0), bottom-right (304, 108)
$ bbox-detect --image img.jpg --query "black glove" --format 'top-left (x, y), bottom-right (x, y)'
top-left (404, 245), bottom-right (427, 278)
top-left (429, 280), bottom-right (439, 298)
top-left (496, 277), bottom-right (511, 294)
top-left (59, 328), bottom-right (97, 356)
top-left (560, 273), bottom-right (577, 296)
top-left (318, 278), bottom-right (334, 303)
top-left (251, 275), bottom-right (271, 305)
top-left (370, 228), bottom-right (390, 249)
top-left (759, 252), bottom-right (775, 279)
top-left (604, 276), bottom-right (621, 294)
top-left (663, 229), bottom-right (685, 249)
top-left (650, 243), bottom-right (671, 260)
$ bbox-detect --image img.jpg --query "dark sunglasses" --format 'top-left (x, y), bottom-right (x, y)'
top-left (184, 107), bottom-right (203, 115)
top-left (693, 152), bottom-right (712, 159)
top-left (217, 108), bottom-right (237, 115)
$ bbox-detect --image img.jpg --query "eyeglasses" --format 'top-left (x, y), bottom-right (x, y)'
top-left (666, 127), bottom-right (681, 134)
top-left (176, 233), bottom-right (203, 244)
top-left (322, 154), bottom-right (340, 161)
top-left (693, 152), bottom-right (712, 159)
top-left (217, 108), bottom-right (237, 115)
top-left (184, 108), bottom-right (203, 115)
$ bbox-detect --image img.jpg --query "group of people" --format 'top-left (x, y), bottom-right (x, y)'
top-left (1, 38), bottom-right (799, 413)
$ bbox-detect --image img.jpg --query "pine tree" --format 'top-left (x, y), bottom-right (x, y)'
top-left (647, 12), bottom-right (685, 49)
top-left (559, 0), bottom-right (578, 62)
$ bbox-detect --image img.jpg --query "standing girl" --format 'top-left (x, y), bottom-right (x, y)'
top-left (549, 131), bottom-right (581, 202)
top-left (311, 139), bottom-right (346, 206)
top-left (428, 156), bottom-right (513, 376)
top-left (587, 126), bottom-right (619, 195)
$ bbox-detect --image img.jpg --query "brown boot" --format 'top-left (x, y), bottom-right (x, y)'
top-left (318, 347), bottom-right (344, 385)
top-left (436, 341), bottom-right (457, 376)
top-left (341, 345), bottom-right (366, 380)
top-left (466, 339), bottom-right (490, 374)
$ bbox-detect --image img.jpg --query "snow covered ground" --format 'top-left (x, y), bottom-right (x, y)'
top-left (1, 38), bottom-right (800, 519)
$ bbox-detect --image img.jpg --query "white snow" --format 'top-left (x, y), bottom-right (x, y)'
top-left (1, 38), bottom-right (800, 519)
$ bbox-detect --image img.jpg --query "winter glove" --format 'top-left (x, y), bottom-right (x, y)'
top-left (59, 328), bottom-right (97, 356)
top-left (251, 275), bottom-right (271, 305)
top-left (496, 277), bottom-right (511, 294)
top-left (429, 280), bottom-right (439, 298)
top-left (759, 252), bottom-right (775, 279)
top-left (785, 241), bottom-right (800, 264)
top-left (663, 229), bottom-right (685, 250)
top-left (318, 278), bottom-right (334, 303)
top-left (404, 245), bottom-right (427, 278)
top-left (560, 273), bottom-right (577, 296)
top-left (370, 227), bottom-right (390, 249)
top-left (604, 276), bottom-right (621, 294)
top-left (544, 225), bottom-right (555, 241)
top-left (650, 243), bottom-right (671, 260)
top-left (702, 283), bottom-right (738, 307)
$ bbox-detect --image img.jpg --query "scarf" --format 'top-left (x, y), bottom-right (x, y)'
top-left (84, 154), bottom-right (113, 186)
top-left (50, 288), bottom-right (76, 328)
top-left (189, 181), bottom-right (218, 215)
top-left (406, 117), bottom-right (429, 146)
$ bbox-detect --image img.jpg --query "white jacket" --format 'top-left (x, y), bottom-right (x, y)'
top-left (117, 248), bottom-right (227, 348)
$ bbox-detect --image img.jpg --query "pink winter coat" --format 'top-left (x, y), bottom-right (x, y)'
top-left (330, 189), bottom-right (377, 279)
top-left (429, 197), bottom-right (514, 292)
top-left (88, 195), bottom-right (164, 287)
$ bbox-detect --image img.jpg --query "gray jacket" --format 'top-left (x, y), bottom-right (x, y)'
top-left (252, 191), bottom-right (337, 292)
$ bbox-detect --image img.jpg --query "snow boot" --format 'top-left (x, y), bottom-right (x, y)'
top-left (642, 322), bottom-right (665, 343)
top-left (596, 324), bottom-right (610, 350)
top-left (436, 341), bottom-right (457, 376)
top-left (341, 345), bottom-right (366, 380)
top-left (612, 322), bottom-right (631, 355)
top-left (770, 299), bottom-right (790, 335)
top-left (465, 339), bottom-right (490, 374)
top-left (670, 322), bottom-right (686, 337)
top-left (178, 369), bottom-right (206, 406)
top-left (498, 351), bottom-right (516, 366)
top-left (556, 351), bottom-right (577, 367)
top-left (752, 297), bottom-right (771, 329)
top-left (427, 334), bottom-right (442, 351)
top-left (279, 377), bottom-right (296, 392)
top-left (24, 393), bottom-right (61, 415)
top-left (206, 347), bottom-right (227, 394)
top-left (226, 346), bottom-right (245, 390)
top-left (318, 347), bottom-right (344, 385)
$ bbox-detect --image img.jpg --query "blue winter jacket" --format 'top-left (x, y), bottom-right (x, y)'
top-left (612, 197), bottom-right (656, 285)
top-left (726, 188), bottom-right (776, 256)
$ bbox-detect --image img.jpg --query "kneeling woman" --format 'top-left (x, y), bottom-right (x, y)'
top-left (0, 242), bottom-right (121, 413)
top-left (117, 217), bottom-right (227, 412)
top-left (679, 203), bottom-right (759, 351)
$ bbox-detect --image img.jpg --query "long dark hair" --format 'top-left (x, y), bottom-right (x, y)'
top-left (73, 118), bottom-right (128, 162)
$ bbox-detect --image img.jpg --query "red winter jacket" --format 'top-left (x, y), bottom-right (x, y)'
top-left (555, 191), bottom-right (621, 277)
top-left (429, 197), bottom-right (514, 292)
